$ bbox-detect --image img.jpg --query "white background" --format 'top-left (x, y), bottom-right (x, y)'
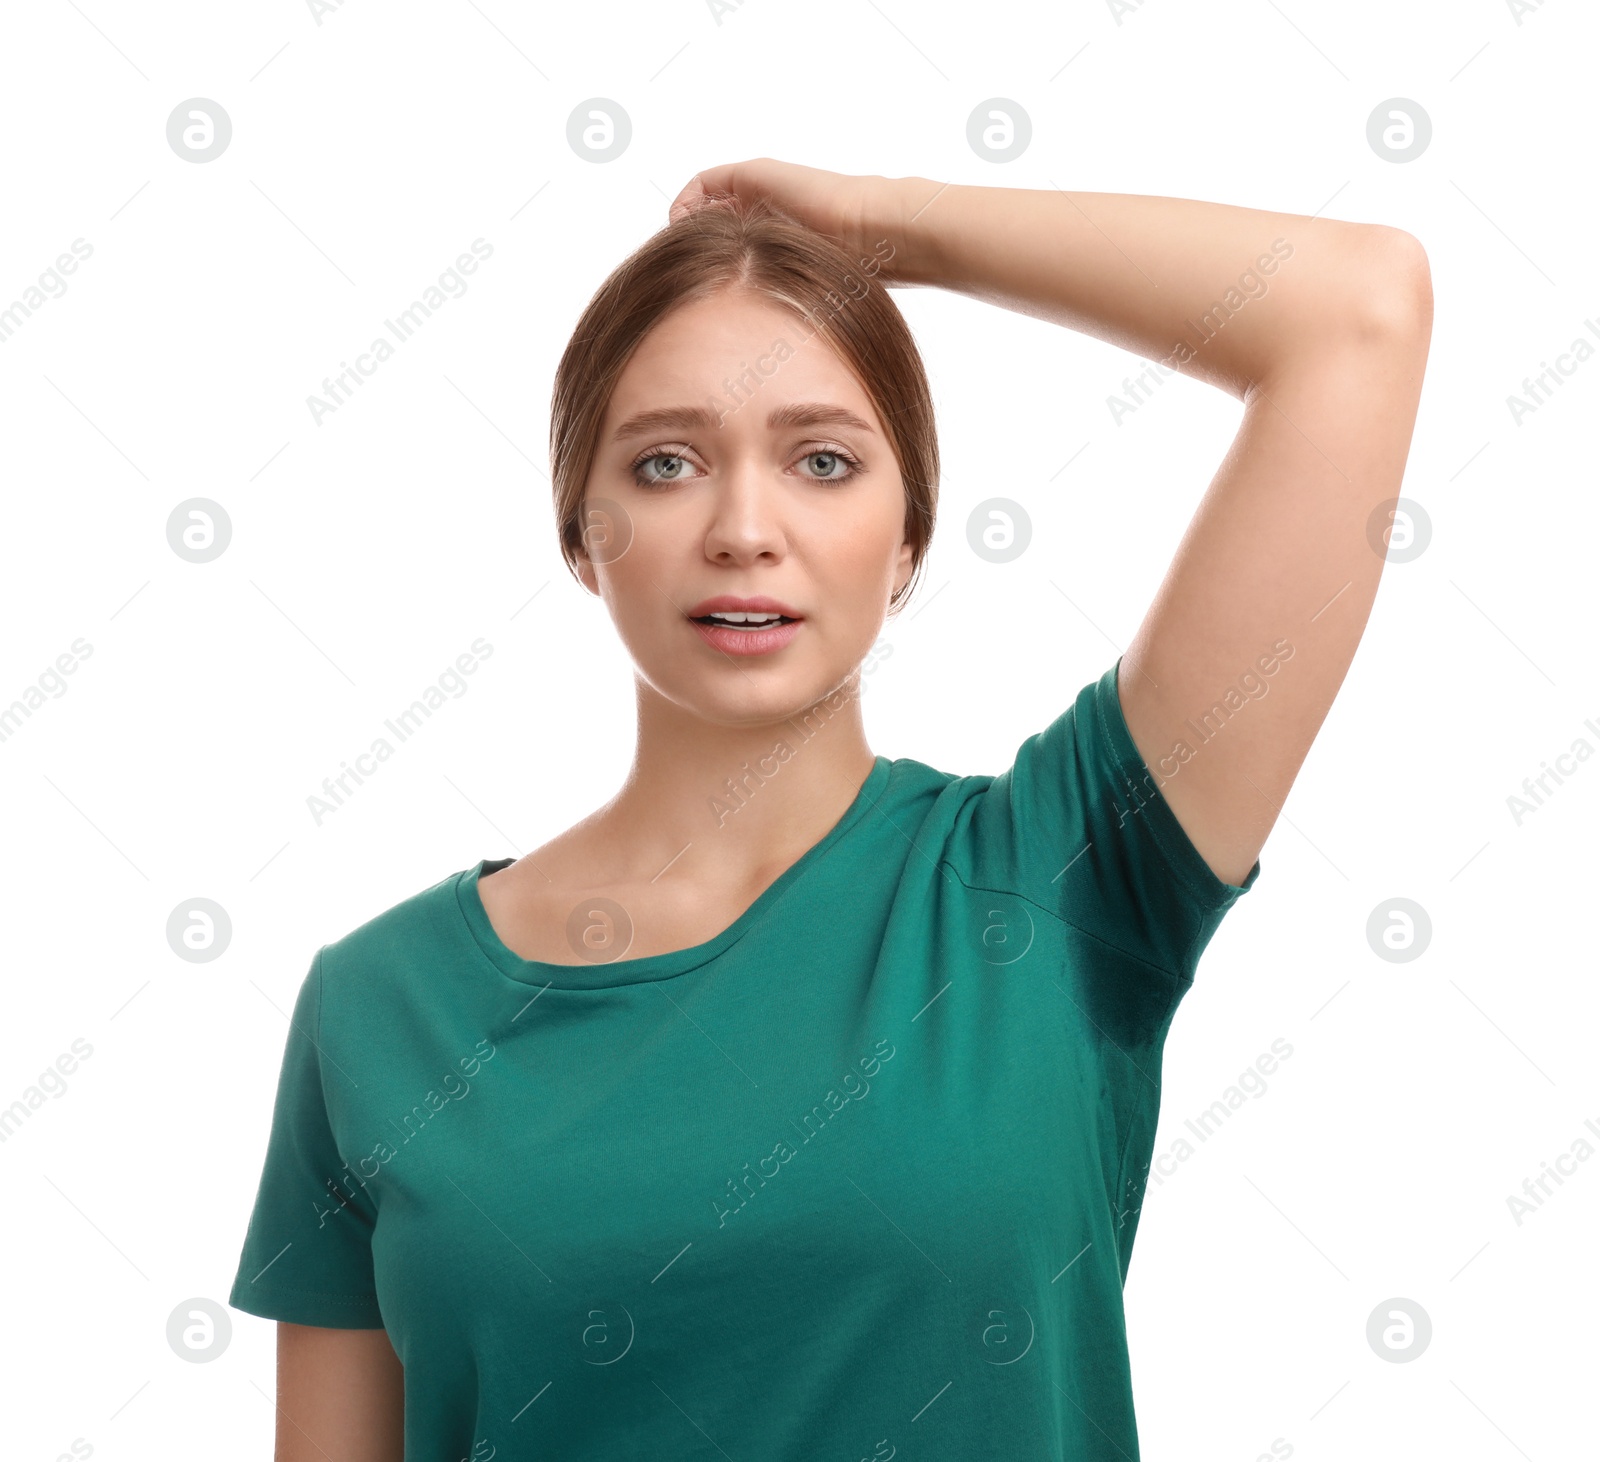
top-left (1, 1), bottom-right (1594, 1458)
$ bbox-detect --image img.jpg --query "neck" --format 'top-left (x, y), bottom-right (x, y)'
top-left (590, 671), bottom-right (879, 885)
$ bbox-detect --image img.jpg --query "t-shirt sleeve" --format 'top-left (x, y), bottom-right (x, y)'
top-left (960, 655), bottom-right (1261, 983)
top-left (227, 947), bottom-right (386, 1329)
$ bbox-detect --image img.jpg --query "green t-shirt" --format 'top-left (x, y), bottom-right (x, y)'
top-left (229, 656), bottom-right (1259, 1459)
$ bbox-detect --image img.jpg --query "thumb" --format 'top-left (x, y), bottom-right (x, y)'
top-left (668, 174), bottom-right (709, 223)
top-left (667, 161), bottom-right (752, 223)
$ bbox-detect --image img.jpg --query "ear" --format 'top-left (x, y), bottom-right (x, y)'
top-left (893, 538), bottom-right (915, 596)
top-left (573, 548), bottom-right (600, 598)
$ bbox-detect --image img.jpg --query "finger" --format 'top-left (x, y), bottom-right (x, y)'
top-left (684, 162), bottom-right (746, 200)
top-left (666, 164), bottom-right (743, 222)
top-left (673, 160), bottom-right (767, 215)
top-left (666, 179), bottom-right (703, 222)
top-left (667, 174), bottom-right (708, 222)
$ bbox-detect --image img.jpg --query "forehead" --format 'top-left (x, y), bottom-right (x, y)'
top-left (604, 288), bottom-right (876, 425)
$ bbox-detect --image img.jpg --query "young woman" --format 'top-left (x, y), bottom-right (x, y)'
top-left (229, 159), bottom-right (1431, 1460)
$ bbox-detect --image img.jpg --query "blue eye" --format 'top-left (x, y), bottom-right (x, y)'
top-left (626, 443), bottom-right (865, 489)
top-left (800, 447), bottom-right (864, 482)
top-left (632, 452), bottom-right (695, 487)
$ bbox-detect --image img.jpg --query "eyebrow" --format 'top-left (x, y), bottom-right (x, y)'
top-left (609, 402), bottom-right (878, 443)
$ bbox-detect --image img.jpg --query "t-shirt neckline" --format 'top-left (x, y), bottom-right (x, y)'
top-left (454, 754), bottom-right (893, 990)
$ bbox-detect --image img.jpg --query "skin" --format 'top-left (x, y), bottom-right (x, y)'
top-left (274, 1322), bottom-right (402, 1461)
top-left (661, 162), bottom-right (1432, 891)
top-left (476, 284), bottom-right (917, 965)
top-left (271, 160), bottom-right (1432, 1455)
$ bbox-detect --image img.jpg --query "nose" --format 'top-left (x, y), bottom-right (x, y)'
top-left (701, 457), bottom-right (786, 567)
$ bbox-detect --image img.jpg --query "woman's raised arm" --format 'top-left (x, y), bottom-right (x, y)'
top-left (886, 177), bottom-right (1432, 887)
top-left (671, 160), bottom-right (1432, 889)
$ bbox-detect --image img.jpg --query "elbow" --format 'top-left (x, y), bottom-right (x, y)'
top-left (1347, 226), bottom-right (1433, 350)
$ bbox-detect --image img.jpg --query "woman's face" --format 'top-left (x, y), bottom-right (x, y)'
top-left (577, 287), bottom-right (913, 728)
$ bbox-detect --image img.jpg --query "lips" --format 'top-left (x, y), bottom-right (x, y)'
top-left (689, 615), bottom-right (802, 656)
top-left (685, 594), bottom-right (803, 619)
top-left (683, 594), bottom-right (804, 655)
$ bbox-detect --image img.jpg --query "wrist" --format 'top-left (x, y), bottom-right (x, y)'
top-left (875, 174), bottom-right (949, 288)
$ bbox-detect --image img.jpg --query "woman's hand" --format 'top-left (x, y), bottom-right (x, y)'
top-left (667, 157), bottom-right (915, 282)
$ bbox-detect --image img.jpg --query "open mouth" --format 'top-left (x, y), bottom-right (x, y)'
top-left (690, 613), bottom-right (800, 631)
